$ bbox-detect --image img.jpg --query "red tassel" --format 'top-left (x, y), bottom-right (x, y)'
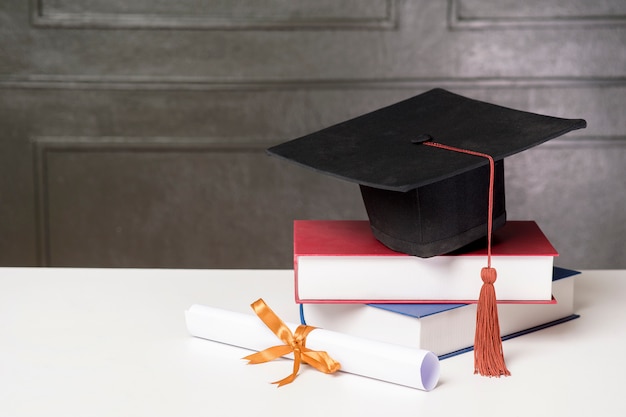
top-left (423, 140), bottom-right (510, 376)
top-left (474, 267), bottom-right (510, 377)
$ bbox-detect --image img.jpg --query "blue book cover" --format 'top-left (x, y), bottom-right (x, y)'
top-left (370, 266), bottom-right (581, 359)
top-left (299, 267), bottom-right (581, 359)
top-left (368, 266), bottom-right (580, 319)
top-left (437, 314), bottom-right (580, 360)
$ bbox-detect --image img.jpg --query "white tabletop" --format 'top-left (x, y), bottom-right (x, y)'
top-left (1, 268), bottom-right (624, 416)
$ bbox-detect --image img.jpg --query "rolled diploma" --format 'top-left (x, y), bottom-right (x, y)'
top-left (185, 304), bottom-right (440, 391)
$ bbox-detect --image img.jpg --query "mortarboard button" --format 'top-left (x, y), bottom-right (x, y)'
top-left (411, 134), bottom-right (434, 144)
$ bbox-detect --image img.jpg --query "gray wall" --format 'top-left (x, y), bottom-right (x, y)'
top-left (1, 0), bottom-right (625, 270)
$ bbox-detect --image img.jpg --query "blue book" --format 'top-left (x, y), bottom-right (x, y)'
top-left (301, 267), bottom-right (580, 358)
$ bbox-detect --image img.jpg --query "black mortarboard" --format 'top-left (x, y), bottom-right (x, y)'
top-left (267, 88), bottom-right (586, 258)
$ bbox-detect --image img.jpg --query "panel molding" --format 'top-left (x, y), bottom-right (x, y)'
top-left (31, 0), bottom-right (398, 30)
top-left (448, 0), bottom-right (626, 30)
top-left (4, 74), bottom-right (626, 91)
top-left (31, 136), bottom-right (272, 266)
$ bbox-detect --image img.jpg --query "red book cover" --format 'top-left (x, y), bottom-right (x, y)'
top-left (293, 220), bottom-right (558, 304)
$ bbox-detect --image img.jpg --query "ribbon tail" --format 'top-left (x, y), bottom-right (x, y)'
top-left (250, 299), bottom-right (295, 345)
top-left (302, 350), bottom-right (341, 374)
top-left (244, 345), bottom-right (293, 364)
top-left (272, 352), bottom-right (302, 387)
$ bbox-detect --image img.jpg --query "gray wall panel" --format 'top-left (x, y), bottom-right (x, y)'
top-left (0, 0), bottom-right (624, 269)
top-left (33, 137), bottom-right (366, 267)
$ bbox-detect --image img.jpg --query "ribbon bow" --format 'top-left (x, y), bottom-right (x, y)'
top-left (243, 298), bottom-right (341, 387)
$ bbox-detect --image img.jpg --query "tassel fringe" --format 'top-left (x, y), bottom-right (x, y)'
top-left (474, 267), bottom-right (510, 377)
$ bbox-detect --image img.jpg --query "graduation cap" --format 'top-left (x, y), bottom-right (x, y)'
top-left (267, 88), bottom-right (586, 376)
top-left (268, 88), bottom-right (586, 258)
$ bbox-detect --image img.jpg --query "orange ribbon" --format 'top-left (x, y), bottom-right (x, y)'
top-left (243, 298), bottom-right (341, 387)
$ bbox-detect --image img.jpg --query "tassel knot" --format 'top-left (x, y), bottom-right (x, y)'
top-left (480, 267), bottom-right (497, 285)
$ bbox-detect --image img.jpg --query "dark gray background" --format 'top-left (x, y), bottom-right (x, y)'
top-left (1, 0), bottom-right (624, 270)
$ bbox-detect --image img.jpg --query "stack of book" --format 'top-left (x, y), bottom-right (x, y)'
top-left (294, 220), bottom-right (580, 359)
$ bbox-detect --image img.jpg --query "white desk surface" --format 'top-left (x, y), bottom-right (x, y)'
top-left (0, 268), bottom-right (624, 416)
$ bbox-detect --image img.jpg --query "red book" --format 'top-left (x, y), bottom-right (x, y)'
top-left (294, 220), bottom-right (558, 304)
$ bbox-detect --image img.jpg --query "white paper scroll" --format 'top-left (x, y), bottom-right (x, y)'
top-left (185, 304), bottom-right (440, 391)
